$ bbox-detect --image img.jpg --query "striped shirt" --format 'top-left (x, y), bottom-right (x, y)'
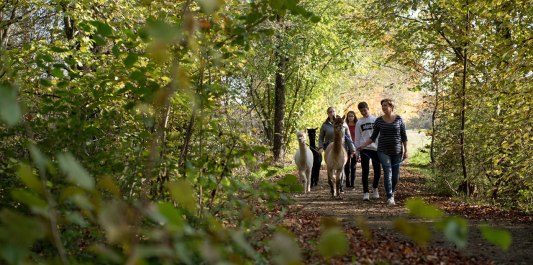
top-left (370, 115), bottom-right (407, 156)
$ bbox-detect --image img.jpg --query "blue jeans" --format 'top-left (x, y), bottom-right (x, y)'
top-left (377, 152), bottom-right (402, 199)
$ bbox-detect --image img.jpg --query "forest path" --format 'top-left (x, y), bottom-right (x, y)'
top-left (287, 165), bottom-right (533, 265)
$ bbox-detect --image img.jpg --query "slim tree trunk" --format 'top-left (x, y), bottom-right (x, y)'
top-left (273, 50), bottom-right (286, 162)
top-left (460, 0), bottom-right (469, 195)
top-left (272, 25), bottom-right (287, 162)
top-left (430, 72), bottom-right (438, 166)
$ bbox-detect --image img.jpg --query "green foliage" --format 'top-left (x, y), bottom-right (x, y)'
top-left (405, 198), bottom-right (444, 219)
top-left (435, 217), bottom-right (468, 249)
top-left (58, 153), bottom-right (95, 190)
top-left (409, 150), bottom-right (431, 167)
top-left (0, 84), bottom-right (21, 127)
top-left (403, 198), bottom-right (511, 251)
top-left (0, 210), bottom-right (46, 264)
top-left (0, 0), bottom-right (330, 263)
top-left (318, 227), bottom-right (349, 258)
top-left (0, 0), bottom-right (525, 263)
top-left (358, 0), bottom-right (533, 212)
top-left (277, 174), bottom-right (304, 193)
top-left (478, 224), bottom-right (512, 251)
top-left (167, 180), bottom-right (197, 213)
top-left (393, 218), bottom-right (432, 247)
top-left (270, 230), bottom-right (302, 265)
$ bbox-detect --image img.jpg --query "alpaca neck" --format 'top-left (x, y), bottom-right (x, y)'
top-left (299, 142), bottom-right (306, 159)
top-left (332, 129), bottom-right (343, 154)
top-left (309, 136), bottom-right (317, 149)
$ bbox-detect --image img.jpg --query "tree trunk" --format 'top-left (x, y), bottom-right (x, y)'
top-left (273, 47), bottom-right (287, 162)
top-left (430, 72), bottom-right (438, 166)
top-left (460, 0), bottom-right (469, 195)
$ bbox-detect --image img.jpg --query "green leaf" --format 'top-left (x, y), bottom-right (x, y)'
top-left (11, 189), bottom-right (47, 210)
top-left (196, 0), bottom-right (222, 14)
top-left (57, 80), bottom-right (69, 88)
top-left (167, 180), bottom-right (196, 213)
top-left (16, 163), bottom-right (44, 194)
top-left (155, 202), bottom-right (184, 228)
top-left (40, 54), bottom-right (54, 62)
top-left (39, 78), bottom-right (52, 87)
top-left (269, 0), bottom-right (285, 10)
top-left (436, 217), bottom-right (468, 248)
top-left (405, 198), bottom-right (444, 219)
top-left (0, 209), bottom-right (46, 247)
top-left (479, 224), bottom-right (512, 251)
top-left (355, 216), bottom-right (372, 239)
top-left (310, 15), bottom-right (321, 23)
top-left (50, 46), bottom-right (69, 53)
top-left (29, 144), bottom-right (49, 171)
top-left (230, 230), bottom-right (258, 259)
top-left (277, 174), bottom-right (304, 193)
top-left (270, 231), bottom-right (302, 265)
top-left (129, 71), bottom-right (145, 82)
top-left (51, 67), bottom-right (64, 78)
top-left (123, 53), bottom-right (138, 68)
top-left (58, 153), bottom-right (95, 190)
top-left (0, 210), bottom-right (46, 264)
top-left (92, 34), bottom-right (106, 45)
top-left (0, 83), bottom-right (21, 127)
top-left (393, 218), bottom-right (432, 246)
top-left (65, 211), bottom-right (88, 227)
top-left (318, 227), bottom-right (348, 258)
top-left (89, 21), bottom-right (113, 37)
top-left (98, 200), bottom-right (130, 243)
top-left (146, 19), bottom-right (181, 42)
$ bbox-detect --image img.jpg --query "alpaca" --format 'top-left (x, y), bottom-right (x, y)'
top-left (294, 131), bottom-right (314, 193)
top-left (324, 116), bottom-right (348, 197)
top-left (307, 128), bottom-right (322, 187)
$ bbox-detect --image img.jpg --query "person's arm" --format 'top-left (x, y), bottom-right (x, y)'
top-left (344, 126), bottom-right (355, 155)
top-left (402, 141), bottom-right (408, 160)
top-left (400, 118), bottom-right (408, 160)
top-left (354, 121), bottom-right (362, 156)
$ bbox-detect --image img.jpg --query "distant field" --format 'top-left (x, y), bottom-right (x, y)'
top-left (406, 129), bottom-right (430, 153)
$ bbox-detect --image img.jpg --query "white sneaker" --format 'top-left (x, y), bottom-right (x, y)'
top-left (387, 197), bottom-right (396, 206)
top-left (363, 193), bottom-right (369, 201)
top-left (372, 188), bottom-right (380, 199)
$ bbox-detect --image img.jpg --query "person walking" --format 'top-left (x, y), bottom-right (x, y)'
top-left (357, 99), bottom-right (408, 206)
top-left (344, 111), bottom-right (358, 190)
top-left (318, 107), bottom-right (356, 193)
top-left (355, 102), bottom-right (381, 201)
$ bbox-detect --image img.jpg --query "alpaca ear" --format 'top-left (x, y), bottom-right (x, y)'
top-left (342, 115), bottom-right (346, 120)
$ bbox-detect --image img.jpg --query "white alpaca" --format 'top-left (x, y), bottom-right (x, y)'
top-left (294, 131), bottom-right (314, 193)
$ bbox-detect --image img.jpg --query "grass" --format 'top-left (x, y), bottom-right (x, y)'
top-left (406, 129), bottom-right (430, 155)
top-left (252, 164), bottom-right (297, 179)
top-left (409, 150), bottom-right (431, 167)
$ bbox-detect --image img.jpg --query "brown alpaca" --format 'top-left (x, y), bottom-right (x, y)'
top-left (324, 116), bottom-right (348, 197)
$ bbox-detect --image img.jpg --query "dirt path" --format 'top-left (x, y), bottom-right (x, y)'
top-left (288, 165), bottom-right (533, 264)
